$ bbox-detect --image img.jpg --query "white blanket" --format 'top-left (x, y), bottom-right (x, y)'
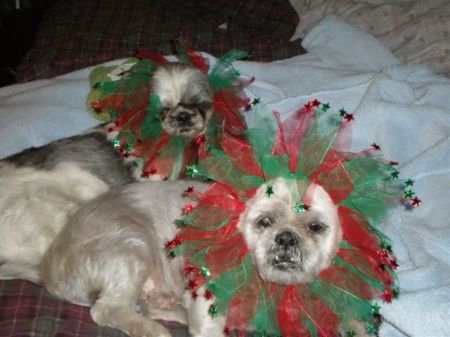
top-left (0, 15), bottom-right (449, 337)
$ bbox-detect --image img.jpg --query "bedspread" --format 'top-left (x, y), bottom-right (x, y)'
top-left (289, 0), bottom-right (450, 77)
top-left (15, 0), bottom-right (303, 82)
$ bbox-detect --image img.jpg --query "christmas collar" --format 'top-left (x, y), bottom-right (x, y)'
top-left (167, 100), bottom-right (420, 336)
top-left (87, 41), bottom-right (250, 180)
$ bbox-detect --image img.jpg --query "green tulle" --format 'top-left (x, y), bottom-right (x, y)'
top-left (141, 93), bottom-right (162, 140)
top-left (209, 49), bottom-right (249, 91)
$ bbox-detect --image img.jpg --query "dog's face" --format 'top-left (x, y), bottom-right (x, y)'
top-left (152, 63), bottom-right (213, 138)
top-left (238, 177), bottom-right (341, 285)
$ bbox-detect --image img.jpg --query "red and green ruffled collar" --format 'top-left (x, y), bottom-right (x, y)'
top-left (87, 41), bottom-right (250, 180)
top-left (167, 100), bottom-right (419, 337)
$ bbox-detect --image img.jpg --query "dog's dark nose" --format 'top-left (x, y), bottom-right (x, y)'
top-left (175, 111), bottom-right (191, 124)
top-left (275, 231), bottom-right (299, 247)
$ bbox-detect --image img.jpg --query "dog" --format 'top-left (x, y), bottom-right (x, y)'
top-left (33, 177), bottom-right (343, 337)
top-left (0, 62), bottom-right (213, 281)
top-left (153, 63), bottom-right (213, 138)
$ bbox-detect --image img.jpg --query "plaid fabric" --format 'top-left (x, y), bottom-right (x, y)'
top-left (15, 0), bottom-right (304, 82)
top-left (0, 280), bottom-right (189, 337)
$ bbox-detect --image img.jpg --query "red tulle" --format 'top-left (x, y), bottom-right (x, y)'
top-left (137, 48), bottom-right (168, 64)
top-left (221, 132), bottom-right (264, 177)
top-left (225, 267), bottom-right (263, 335)
top-left (319, 266), bottom-right (375, 300)
top-left (277, 286), bottom-right (308, 337)
top-left (273, 106), bottom-right (315, 172)
top-left (214, 90), bottom-right (248, 135)
top-left (187, 50), bottom-right (210, 73)
top-left (312, 149), bottom-right (353, 204)
top-left (277, 285), bottom-right (339, 337)
top-left (205, 233), bottom-right (249, 277)
top-left (338, 207), bottom-right (380, 253)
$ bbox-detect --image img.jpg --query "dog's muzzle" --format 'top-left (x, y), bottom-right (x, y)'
top-left (175, 110), bottom-right (193, 126)
top-left (271, 230), bottom-right (303, 270)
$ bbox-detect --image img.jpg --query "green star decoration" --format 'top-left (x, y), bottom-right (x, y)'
top-left (208, 304), bottom-right (218, 317)
top-left (200, 266), bottom-right (211, 277)
top-left (347, 331), bottom-right (357, 337)
top-left (293, 202), bottom-right (307, 213)
top-left (339, 108), bottom-right (347, 116)
top-left (404, 189), bottom-right (415, 199)
top-left (168, 251), bottom-right (176, 259)
top-left (405, 178), bottom-right (415, 187)
top-left (390, 169), bottom-right (400, 179)
top-left (371, 303), bottom-right (381, 315)
top-left (321, 102), bottom-right (331, 111)
top-left (252, 98), bottom-right (261, 105)
top-left (266, 186), bottom-right (274, 197)
top-left (113, 139), bottom-right (121, 148)
top-left (380, 240), bottom-right (392, 253)
top-left (186, 164), bottom-right (199, 177)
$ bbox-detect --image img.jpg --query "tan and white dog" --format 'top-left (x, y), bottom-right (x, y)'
top-left (34, 177), bottom-right (342, 337)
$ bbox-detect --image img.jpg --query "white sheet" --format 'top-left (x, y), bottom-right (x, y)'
top-left (0, 15), bottom-right (449, 337)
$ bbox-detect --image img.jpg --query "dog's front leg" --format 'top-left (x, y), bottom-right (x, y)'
top-left (183, 287), bottom-right (226, 337)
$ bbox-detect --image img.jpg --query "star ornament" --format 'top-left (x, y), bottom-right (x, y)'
top-left (411, 196), bottom-right (422, 207)
top-left (405, 178), bottom-right (415, 187)
top-left (266, 185), bottom-right (274, 197)
top-left (344, 113), bottom-right (354, 122)
top-left (371, 143), bottom-right (381, 151)
top-left (321, 102), bottom-right (331, 111)
top-left (293, 202), bottom-right (309, 213)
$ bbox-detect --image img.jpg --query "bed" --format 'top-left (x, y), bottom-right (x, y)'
top-left (1, 1), bottom-right (449, 337)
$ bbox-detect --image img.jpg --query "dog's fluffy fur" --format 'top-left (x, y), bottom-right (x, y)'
top-left (152, 63), bottom-right (213, 138)
top-left (32, 178), bottom-right (343, 337)
top-left (0, 130), bottom-right (132, 281)
top-left (0, 63), bottom-right (213, 280)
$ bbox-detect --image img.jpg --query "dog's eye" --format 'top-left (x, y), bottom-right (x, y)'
top-left (256, 216), bottom-right (274, 228)
top-left (307, 221), bottom-right (326, 234)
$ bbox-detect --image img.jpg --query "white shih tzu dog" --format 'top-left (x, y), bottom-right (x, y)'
top-left (0, 63), bottom-right (213, 281)
top-left (31, 177), bottom-right (342, 337)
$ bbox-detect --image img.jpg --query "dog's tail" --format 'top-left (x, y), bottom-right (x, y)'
top-left (0, 259), bottom-right (41, 284)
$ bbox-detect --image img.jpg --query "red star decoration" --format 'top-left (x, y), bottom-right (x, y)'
top-left (371, 143), bottom-right (381, 151)
top-left (344, 113), bottom-right (354, 122)
top-left (311, 99), bottom-right (321, 107)
top-left (204, 289), bottom-right (214, 300)
top-left (224, 327), bottom-right (231, 336)
top-left (411, 196), bottom-right (422, 207)
top-left (183, 264), bottom-right (196, 276)
top-left (91, 100), bottom-right (103, 111)
top-left (191, 291), bottom-right (198, 299)
top-left (381, 289), bottom-right (394, 303)
top-left (303, 101), bottom-right (314, 112)
top-left (183, 203), bottom-right (195, 214)
top-left (389, 257), bottom-right (399, 270)
top-left (389, 161), bottom-right (399, 166)
top-left (377, 249), bottom-right (390, 264)
top-left (183, 186), bottom-right (195, 195)
top-left (165, 236), bottom-right (182, 250)
top-left (106, 126), bottom-right (115, 133)
top-left (188, 279), bottom-right (198, 290)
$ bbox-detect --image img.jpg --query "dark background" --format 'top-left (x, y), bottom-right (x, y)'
top-left (0, 0), bottom-right (54, 86)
